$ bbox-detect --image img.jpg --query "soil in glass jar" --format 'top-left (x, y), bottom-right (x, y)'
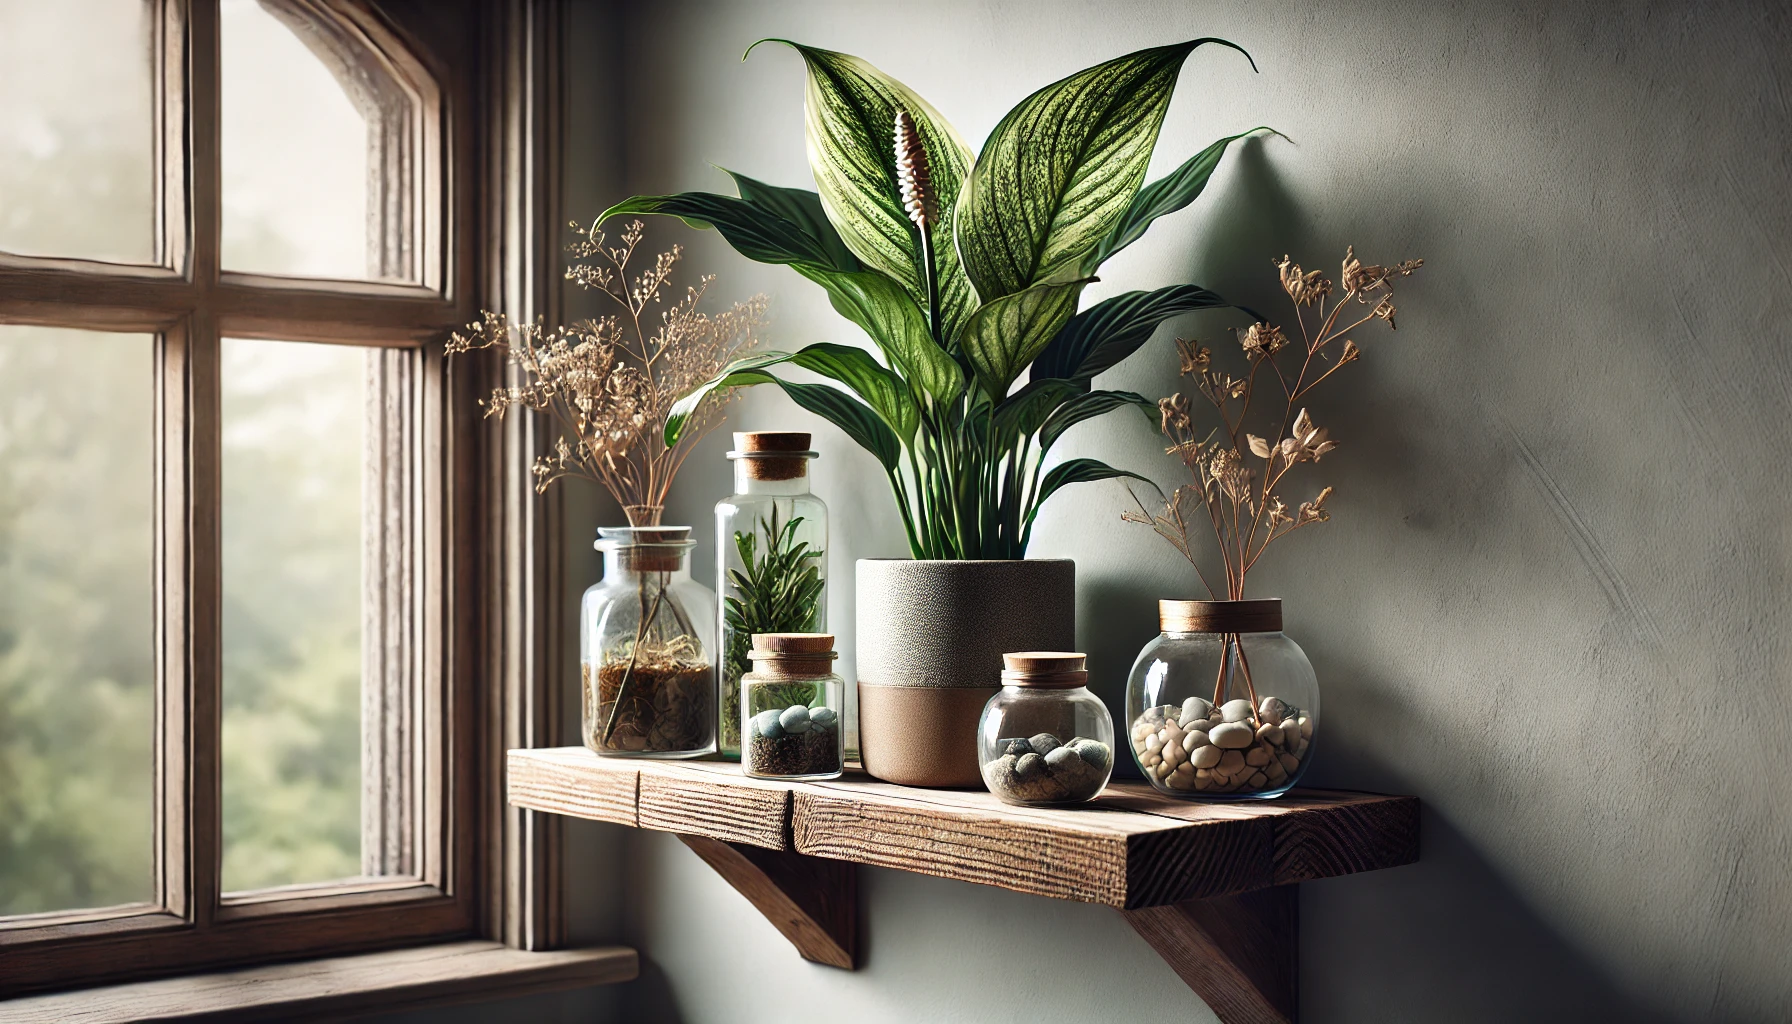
top-left (584, 651), bottom-right (714, 754)
top-left (742, 679), bottom-right (840, 779)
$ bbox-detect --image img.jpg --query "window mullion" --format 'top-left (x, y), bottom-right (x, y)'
top-left (183, 0), bottom-right (224, 932)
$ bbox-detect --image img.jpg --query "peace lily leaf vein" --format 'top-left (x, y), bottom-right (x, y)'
top-left (618, 38), bottom-right (1272, 559)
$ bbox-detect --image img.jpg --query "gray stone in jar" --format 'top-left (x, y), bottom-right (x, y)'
top-left (753, 709), bottom-right (784, 739)
top-left (779, 705), bottom-right (813, 734)
top-left (809, 706), bottom-right (838, 731)
top-left (1014, 752), bottom-right (1047, 780)
top-left (1044, 745), bottom-right (1081, 773)
top-left (1220, 699), bottom-right (1256, 724)
top-left (1028, 733), bottom-right (1062, 757)
top-left (1191, 744), bottom-right (1222, 769)
top-left (983, 754), bottom-right (1018, 794)
top-left (1071, 738), bottom-right (1112, 773)
top-left (1210, 721), bottom-right (1255, 748)
top-left (1003, 737), bottom-right (1033, 757)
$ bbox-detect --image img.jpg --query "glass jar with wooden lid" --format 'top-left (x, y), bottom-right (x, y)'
top-left (1125, 599), bottom-right (1318, 799)
top-left (579, 525), bottom-right (717, 758)
top-left (976, 652), bottom-right (1114, 805)
top-left (741, 632), bottom-right (844, 781)
top-left (716, 431), bottom-right (828, 761)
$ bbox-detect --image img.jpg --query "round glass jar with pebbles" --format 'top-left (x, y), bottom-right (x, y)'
top-left (742, 633), bottom-right (844, 781)
top-left (977, 653), bottom-right (1115, 806)
top-left (581, 526), bottom-right (717, 759)
top-left (1126, 599), bottom-right (1317, 798)
top-left (715, 431), bottom-right (828, 761)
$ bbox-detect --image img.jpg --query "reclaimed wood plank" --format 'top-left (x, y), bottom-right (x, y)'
top-left (793, 776), bottom-right (1271, 908)
top-left (1099, 787), bottom-right (1421, 885)
top-left (503, 749), bottom-right (1417, 904)
top-left (638, 762), bottom-right (791, 851)
top-left (505, 748), bottom-right (636, 828)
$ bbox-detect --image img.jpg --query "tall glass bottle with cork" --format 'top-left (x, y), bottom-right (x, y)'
top-left (715, 432), bottom-right (828, 760)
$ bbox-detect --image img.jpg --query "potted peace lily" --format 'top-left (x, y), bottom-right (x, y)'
top-left (609, 38), bottom-right (1269, 785)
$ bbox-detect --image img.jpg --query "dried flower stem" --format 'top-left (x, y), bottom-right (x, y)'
top-left (1125, 247), bottom-right (1422, 599)
top-left (449, 220), bottom-right (767, 524)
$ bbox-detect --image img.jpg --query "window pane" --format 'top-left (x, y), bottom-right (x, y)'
top-left (0, 0), bottom-right (155, 264)
top-left (0, 327), bottom-right (154, 915)
top-left (221, 0), bottom-right (373, 280)
top-left (222, 338), bottom-right (378, 892)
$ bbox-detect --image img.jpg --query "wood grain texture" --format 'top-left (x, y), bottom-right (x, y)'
top-left (505, 749), bottom-right (1418, 909)
top-left (1100, 788), bottom-right (1422, 885)
top-left (506, 748), bottom-right (638, 828)
top-left (639, 763), bottom-right (793, 851)
top-left (0, 941), bottom-right (637, 1023)
top-left (678, 836), bottom-right (856, 969)
top-left (1123, 886), bottom-right (1298, 1024)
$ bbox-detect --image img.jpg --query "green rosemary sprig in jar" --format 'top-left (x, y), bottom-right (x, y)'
top-left (721, 508), bottom-right (825, 748)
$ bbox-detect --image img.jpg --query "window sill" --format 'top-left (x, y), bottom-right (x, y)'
top-left (1, 940), bottom-right (639, 1022)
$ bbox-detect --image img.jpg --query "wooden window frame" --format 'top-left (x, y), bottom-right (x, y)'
top-left (0, 0), bottom-right (565, 996)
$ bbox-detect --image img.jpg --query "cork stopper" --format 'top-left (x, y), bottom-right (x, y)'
top-left (1159, 599), bottom-right (1282, 635)
top-left (999, 651), bottom-right (1088, 688)
top-left (748, 632), bottom-right (837, 677)
top-left (728, 431), bottom-right (818, 481)
top-left (753, 632), bottom-right (836, 654)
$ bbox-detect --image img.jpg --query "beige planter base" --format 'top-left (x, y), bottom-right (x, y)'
top-left (856, 683), bottom-right (997, 788)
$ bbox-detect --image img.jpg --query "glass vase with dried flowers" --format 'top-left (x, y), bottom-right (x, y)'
top-left (1123, 247), bottom-right (1422, 798)
top-left (449, 221), bottom-right (767, 757)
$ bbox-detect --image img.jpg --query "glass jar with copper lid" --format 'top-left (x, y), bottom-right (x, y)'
top-left (976, 653), bottom-right (1114, 805)
top-left (741, 632), bottom-right (844, 781)
top-left (1125, 599), bottom-right (1318, 799)
top-left (715, 431), bottom-right (828, 760)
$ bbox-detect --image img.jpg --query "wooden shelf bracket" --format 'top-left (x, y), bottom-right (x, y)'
top-left (676, 835), bottom-right (856, 970)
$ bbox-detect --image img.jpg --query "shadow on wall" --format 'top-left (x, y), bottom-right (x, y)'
top-left (1078, 138), bottom-right (1681, 1022)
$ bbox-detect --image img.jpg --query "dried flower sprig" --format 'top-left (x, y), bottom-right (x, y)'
top-left (1125, 245), bottom-right (1423, 599)
top-left (449, 220), bottom-right (767, 526)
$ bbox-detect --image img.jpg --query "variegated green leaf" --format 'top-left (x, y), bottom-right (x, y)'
top-left (747, 39), bottom-right (977, 344)
top-left (956, 38), bottom-right (1254, 299)
top-left (992, 378), bottom-right (1081, 443)
top-left (600, 190), bottom-right (852, 271)
top-left (1037, 389), bottom-right (1156, 453)
top-left (665, 354), bottom-right (903, 470)
top-left (1084, 127), bottom-right (1281, 272)
top-left (1026, 457), bottom-right (1155, 531)
top-left (790, 264), bottom-right (963, 406)
top-left (663, 346), bottom-right (918, 449)
top-left (1030, 283), bottom-right (1241, 386)
top-left (721, 169), bottom-right (861, 272)
top-left (786, 342), bottom-right (919, 443)
top-left (958, 279), bottom-right (1091, 399)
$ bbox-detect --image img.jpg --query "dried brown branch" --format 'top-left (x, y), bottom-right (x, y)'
top-left (1124, 246), bottom-right (1422, 598)
top-left (449, 220), bottom-right (767, 525)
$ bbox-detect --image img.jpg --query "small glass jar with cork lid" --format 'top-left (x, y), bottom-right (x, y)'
top-left (741, 632), bottom-right (844, 781)
top-left (977, 652), bottom-right (1114, 805)
top-left (716, 432), bottom-right (828, 761)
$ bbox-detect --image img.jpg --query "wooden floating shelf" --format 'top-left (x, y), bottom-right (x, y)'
top-left (508, 747), bottom-right (1419, 1024)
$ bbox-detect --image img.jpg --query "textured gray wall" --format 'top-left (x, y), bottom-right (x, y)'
top-left (453, 1), bottom-right (1792, 1021)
